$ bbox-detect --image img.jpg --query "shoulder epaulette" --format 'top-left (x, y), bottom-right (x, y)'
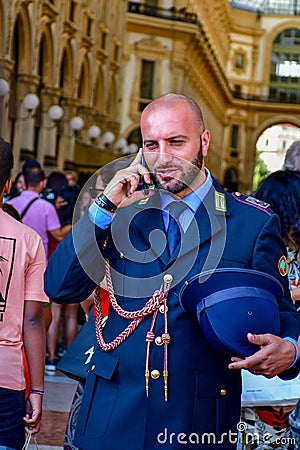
top-left (231, 192), bottom-right (272, 215)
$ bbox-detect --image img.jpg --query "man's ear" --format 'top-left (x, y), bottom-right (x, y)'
top-left (201, 129), bottom-right (210, 158)
top-left (4, 179), bottom-right (12, 195)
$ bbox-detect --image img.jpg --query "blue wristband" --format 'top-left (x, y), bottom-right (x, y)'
top-left (88, 201), bottom-right (113, 229)
top-left (283, 337), bottom-right (299, 368)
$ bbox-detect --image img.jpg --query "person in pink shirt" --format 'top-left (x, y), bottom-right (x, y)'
top-left (0, 137), bottom-right (49, 450)
top-left (8, 167), bottom-right (71, 261)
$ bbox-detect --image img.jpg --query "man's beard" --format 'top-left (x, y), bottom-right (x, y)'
top-left (151, 145), bottom-right (203, 194)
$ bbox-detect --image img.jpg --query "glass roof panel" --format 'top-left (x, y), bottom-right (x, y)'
top-left (229, 0), bottom-right (300, 15)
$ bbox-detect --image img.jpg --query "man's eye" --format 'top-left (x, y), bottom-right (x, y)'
top-left (170, 140), bottom-right (184, 146)
top-left (145, 143), bottom-right (158, 150)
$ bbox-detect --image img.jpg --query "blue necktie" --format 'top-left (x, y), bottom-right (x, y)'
top-left (166, 201), bottom-right (186, 258)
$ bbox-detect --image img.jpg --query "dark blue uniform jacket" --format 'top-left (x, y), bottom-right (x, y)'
top-left (45, 181), bottom-right (300, 450)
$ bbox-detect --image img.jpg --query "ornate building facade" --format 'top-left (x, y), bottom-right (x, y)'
top-left (0, 0), bottom-right (127, 177)
top-left (0, 0), bottom-right (299, 190)
top-left (121, 0), bottom-right (300, 191)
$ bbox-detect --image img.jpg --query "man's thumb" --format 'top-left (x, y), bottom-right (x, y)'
top-left (247, 332), bottom-right (268, 346)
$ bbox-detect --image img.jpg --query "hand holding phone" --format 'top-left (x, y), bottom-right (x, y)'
top-left (97, 148), bottom-right (154, 209)
top-left (137, 152), bottom-right (156, 191)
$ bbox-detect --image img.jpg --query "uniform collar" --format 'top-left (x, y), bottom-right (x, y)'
top-left (159, 168), bottom-right (212, 213)
top-left (127, 177), bottom-right (228, 266)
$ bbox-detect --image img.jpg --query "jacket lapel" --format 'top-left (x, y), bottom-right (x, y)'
top-left (129, 192), bottom-right (170, 266)
top-left (119, 181), bottom-right (230, 267)
top-left (168, 182), bottom-right (230, 263)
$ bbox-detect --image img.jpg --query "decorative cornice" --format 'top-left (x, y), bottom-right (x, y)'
top-left (135, 37), bottom-right (166, 49)
top-left (63, 20), bottom-right (77, 38)
top-left (41, 1), bottom-right (59, 22)
top-left (81, 36), bottom-right (93, 51)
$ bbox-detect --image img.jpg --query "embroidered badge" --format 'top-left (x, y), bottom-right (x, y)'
top-left (138, 198), bottom-right (150, 205)
top-left (215, 192), bottom-right (227, 212)
top-left (278, 255), bottom-right (288, 276)
top-left (245, 196), bottom-right (270, 209)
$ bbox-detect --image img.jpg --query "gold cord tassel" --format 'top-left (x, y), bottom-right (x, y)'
top-left (145, 369), bottom-right (150, 397)
top-left (163, 370), bottom-right (168, 402)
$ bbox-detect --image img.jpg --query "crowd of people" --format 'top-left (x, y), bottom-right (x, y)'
top-left (0, 93), bottom-right (299, 450)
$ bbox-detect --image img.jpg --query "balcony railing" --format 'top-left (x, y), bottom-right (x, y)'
top-left (233, 91), bottom-right (300, 104)
top-left (128, 1), bottom-right (197, 24)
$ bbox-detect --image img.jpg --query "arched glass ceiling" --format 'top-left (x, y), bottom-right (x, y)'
top-left (229, 0), bottom-right (300, 15)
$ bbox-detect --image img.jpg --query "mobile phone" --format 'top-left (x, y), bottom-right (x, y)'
top-left (137, 152), bottom-right (156, 190)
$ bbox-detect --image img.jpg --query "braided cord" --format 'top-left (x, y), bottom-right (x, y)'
top-left (94, 260), bottom-right (173, 401)
top-left (94, 260), bottom-right (168, 351)
top-left (95, 288), bottom-right (143, 351)
top-left (104, 261), bottom-right (164, 318)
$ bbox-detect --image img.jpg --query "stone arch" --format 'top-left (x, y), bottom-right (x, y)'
top-left (263, 20), bottom-right (300, 86)
top-left (77, 56), bottom-right (90, 103)
top-left (94, 66), bottom-right (104, 110)
top-left (223, 166), bottom-right (239, 192)
top-left (59, 43), bottom-right (73, 97)
top-left (38, 26), bottom-right (53, 85)
top-left (250, 116), bottom-right (300, 190)
top-left (107, 75), bottom-right (117, 117)
top-left (254, 115), bottom-right (300, 144)
top-left (11, 7), bottom-right (31, 72)
top-left (126, 126), bottom-right (142, 148)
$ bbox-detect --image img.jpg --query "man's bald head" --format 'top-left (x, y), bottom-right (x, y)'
top-left (141, 93), bottom-right (205, 132)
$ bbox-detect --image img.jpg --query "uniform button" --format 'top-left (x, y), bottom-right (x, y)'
top-left (220, 389), bottom-right (227, 396)
top-left (151, 369), bottom-right (160, 379)
top-left (163, 274), bottom-right (173, 284)
top-left (91, 365), bottom-right (95, 371)
top-left (155, 336), bottom-right (163, 346)
top-left (120, 252), bottom-right (124, 259)
top-left (159, 305), bottom-right (168, 314)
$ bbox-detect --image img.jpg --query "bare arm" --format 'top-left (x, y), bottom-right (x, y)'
top-left (80, 293), bottom-right (94, 318)
top-left (23, 300), bottom-right (46, 433)
top-left (290, 285), bottom-right (300, 302)
top-left (49, 224), bottom-right (72, 241)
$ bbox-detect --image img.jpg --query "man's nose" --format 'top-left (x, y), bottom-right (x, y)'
top-left (156, 142), bottom-right (173, 159)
